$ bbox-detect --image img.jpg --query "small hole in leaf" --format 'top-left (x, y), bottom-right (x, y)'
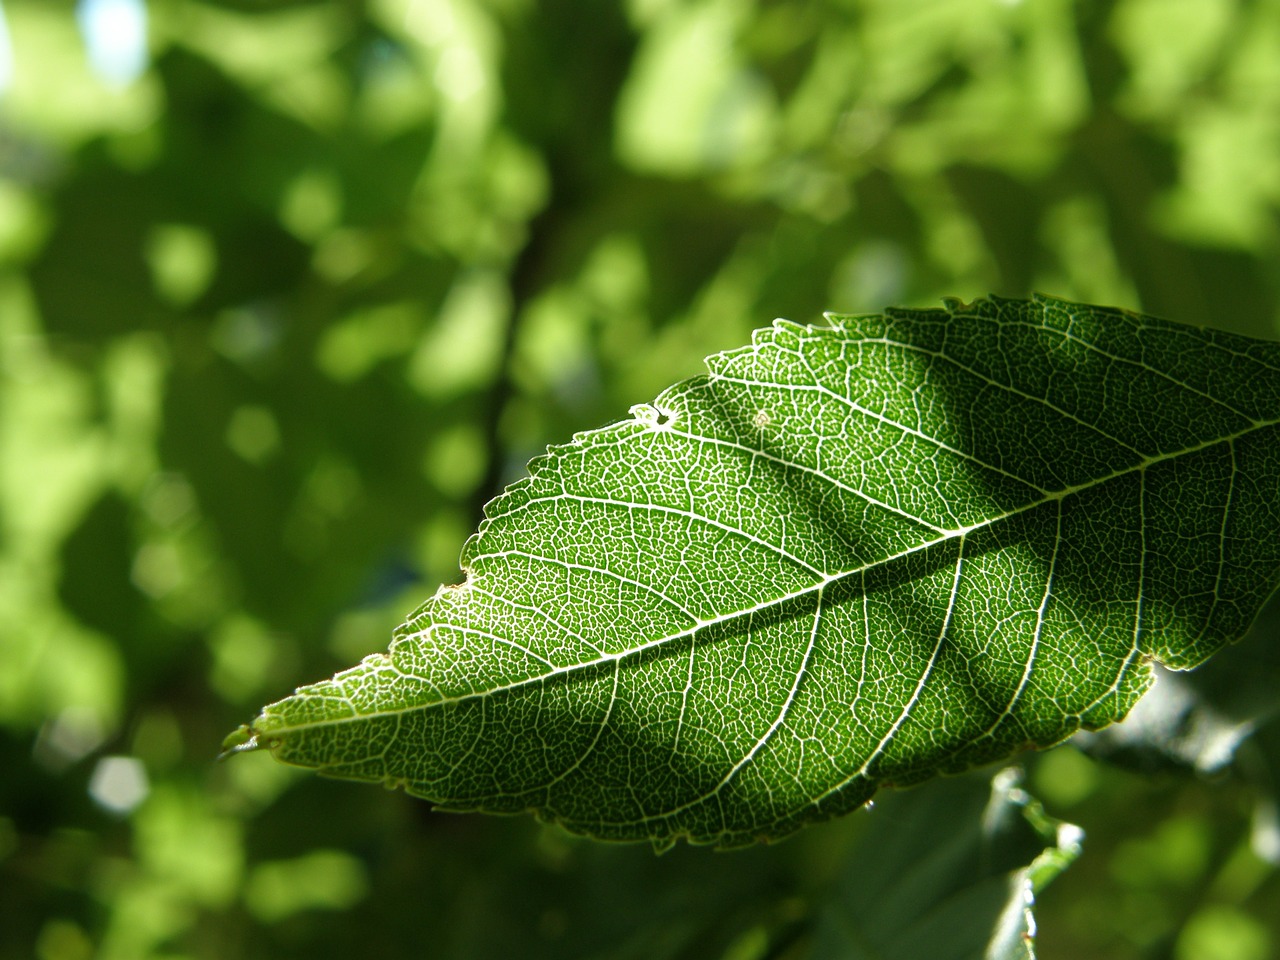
top-left (655, 412), bottom-right (670, 425)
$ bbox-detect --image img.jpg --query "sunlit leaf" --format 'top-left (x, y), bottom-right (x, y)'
top-left (231, 294), bottom-right (1280, 847)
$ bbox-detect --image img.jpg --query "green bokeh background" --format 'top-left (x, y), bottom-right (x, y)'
top-left (2, 1), bottom-right (1279, 957)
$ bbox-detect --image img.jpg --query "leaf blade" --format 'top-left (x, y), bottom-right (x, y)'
top-left (245, 294), bottom-right (1280, 846)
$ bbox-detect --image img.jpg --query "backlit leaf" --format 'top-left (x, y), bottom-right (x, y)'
top-left (230, 294), bottom-right (1280, 847)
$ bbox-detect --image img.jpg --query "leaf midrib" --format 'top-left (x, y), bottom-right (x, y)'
top-left (266, 414), bottom-right (1276, 738)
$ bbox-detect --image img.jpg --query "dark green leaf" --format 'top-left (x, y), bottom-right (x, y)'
top-left (811, 769), bottom-right (1080, 960)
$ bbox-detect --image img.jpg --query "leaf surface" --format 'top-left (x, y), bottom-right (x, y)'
top-left (232, 295), bottom-right (1280, 846)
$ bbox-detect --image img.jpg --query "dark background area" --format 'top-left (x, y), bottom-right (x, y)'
top-left (2, 1), bottom-right (1280, 957)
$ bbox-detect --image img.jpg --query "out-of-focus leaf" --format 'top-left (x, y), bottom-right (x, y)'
top-left (811, 769), bottom-right (1081, 960)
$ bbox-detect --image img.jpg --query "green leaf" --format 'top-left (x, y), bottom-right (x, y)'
top-left (811, 769), bottom-right (1081, 960)
top-left (233, 294), bottom-right (1280, 847)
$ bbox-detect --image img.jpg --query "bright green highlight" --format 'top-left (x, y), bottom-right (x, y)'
top-left (234, 295), bottom-right (1280, 847)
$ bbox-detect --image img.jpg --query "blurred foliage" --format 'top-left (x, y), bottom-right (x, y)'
top-left (2, 0), bottom-right (1280, 957)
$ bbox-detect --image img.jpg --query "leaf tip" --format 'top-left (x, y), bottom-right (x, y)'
top-left (217, 723), bottom-right (262, 761)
